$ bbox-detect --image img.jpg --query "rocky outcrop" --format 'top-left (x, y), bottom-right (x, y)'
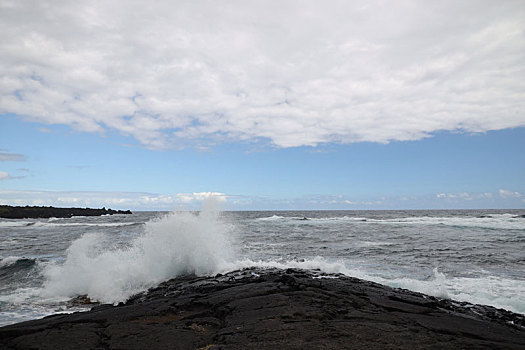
top-left (1, 268), bottom-right (524, 349)
top-left (0, 205), bottom-right (132, 219)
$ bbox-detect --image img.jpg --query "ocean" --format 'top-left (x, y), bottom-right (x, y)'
top-left (1, 208), bottom-right (524, 327)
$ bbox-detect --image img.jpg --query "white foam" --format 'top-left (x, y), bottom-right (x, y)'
top-left (376, 269), bottom-right (525, 314)
top-left (0, 256), bottom-right (25, 268)
top-left (0, 286), bottom-right (90, 327)
top-left (0, 220), bottom-right (140, 228)
top-left (221, 257), bottom-right (364, 279)
top-left (221, 258), bottom-right (525, 314)
top-left (254, 214), bottom-right (525, 230)
top-left (31, 222), bottom-right (141, 228)
top-left (0, 221), bottom-right (34, 227)
top-left (356, 241), bottom-right (394, 247)
top-left (0, 287), bottom-right (44, 304)
top-left (256, 215), bottom-right (287, 221)
top-left (42, 200), bottom-right (234, 303)
top-left (363, 216), bottom-right (525, 230)
top-left (37, 207), bottom-right (525, 314)
top-left (312, 216), bottom-right (368, 222)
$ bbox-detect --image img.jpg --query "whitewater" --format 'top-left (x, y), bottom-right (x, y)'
top-left (0, 206), bottom-right (524, 326)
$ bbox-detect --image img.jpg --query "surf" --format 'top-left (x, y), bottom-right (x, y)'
top-left (42, 200), bottom-right (235, 303)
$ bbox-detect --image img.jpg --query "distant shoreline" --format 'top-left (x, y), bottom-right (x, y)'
top-left (0, 205), bottom-right (132, 219)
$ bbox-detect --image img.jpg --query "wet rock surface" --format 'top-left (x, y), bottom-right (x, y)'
top-left (1, 268), bottom-right (524, 349)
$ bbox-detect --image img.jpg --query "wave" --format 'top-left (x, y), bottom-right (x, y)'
top-left (379, 268), bottom-right (525, 315)
top-left (253, 214), bottom-right (381, 222)
top-left (42, 201), bottom-right (234, 303)
top-left (39, 206), bottom-right (524, 315)
top-left (0, 219), bottom-right (141, 228)
top-left (219, 258), bottom-right (525, 315)
top-left (361, 215), bottom-right (525, 230)
top-left (32, 222), bottom-right (142, 228)
top-left (0, 256), bottom-right (36, 269)
top-left (0, 257), bottom-right (38, 285)
top-left (0, 221), bottom-right (35, 228)
top-left (255, 214), bottom-right (525, 230)
top-left (256, 215), bottom-right (287, 221)
top-left (0, 256), bottom-right (23, 268)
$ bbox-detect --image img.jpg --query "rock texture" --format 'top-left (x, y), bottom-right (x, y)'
top-left (0, 205), bottom-right (132, 219)
top-left (1, 268), bottom-right (524, 349)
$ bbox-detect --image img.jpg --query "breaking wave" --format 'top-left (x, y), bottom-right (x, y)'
top-left (255, 213), bottom-right (525, 230)
top-left (40, 207), bottom-right (524, 316)
top-left (42, 202), bottom-right (234, 303)
top-left (32, 222), bottom-right (142, 228)
top-left (0, 220), bottom-right (141, 228)
top-left (222, 258), bottom-right (525, 315)
top-left (0, 221), bottom-right (35, 228)
top-left (0, 257), bottom-right (36, 274)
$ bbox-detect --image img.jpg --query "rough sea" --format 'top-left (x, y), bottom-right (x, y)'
top-left (1, 208), bottom-right (524, 326)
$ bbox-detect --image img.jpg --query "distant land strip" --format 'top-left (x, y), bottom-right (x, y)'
top-left (0, 205), bottom-right (132, 219)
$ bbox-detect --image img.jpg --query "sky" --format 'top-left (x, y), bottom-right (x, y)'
top-left (0, 0), bottom-right (524, 210)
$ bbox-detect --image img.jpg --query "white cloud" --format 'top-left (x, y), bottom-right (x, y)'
top-left (0, 1), bottom-right (524, 149)
top-left (0, 152), bottom-right (25, 161)
top-left (437, 192), bottom-right (494, 201)
top-left (276, 194), bottom-right (383, 208)
top-left (174, 192), bottom-right (227, 203)
top-left (0, 190), bottom-right (227, 210)
top-left (0, 169), bottom-right (26, 180)
top-left (1, 190), bottom-right (523, 210)
top-left (499, 189), bottom-right (522, 198)
top-left (437, 192), bottom-right (473, 200)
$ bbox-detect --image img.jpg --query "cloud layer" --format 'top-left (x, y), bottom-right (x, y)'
top-left (1, 0), bottom-right (524, 149)
top-left (0, 190), bottom-right (227, 210)
top-left (0, 152), bottom-right (25, 162)
top-left (1, 189), bottom-right (523, 210)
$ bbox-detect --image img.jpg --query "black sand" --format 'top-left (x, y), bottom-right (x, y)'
top-left (1, 268), bottom-right (524, 349)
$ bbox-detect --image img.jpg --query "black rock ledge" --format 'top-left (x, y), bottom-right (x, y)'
top-left (0, 205), bottom-right (132, 219)
top-left (0, 268), bottom-right (524, 349)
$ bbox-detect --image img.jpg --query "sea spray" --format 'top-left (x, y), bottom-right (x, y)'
top-left (2, 209), bottom-right (523, 327)
top-left (222, 257), bottom-right (525, 314)
top-left (42, 202), bottom-right (235, 303)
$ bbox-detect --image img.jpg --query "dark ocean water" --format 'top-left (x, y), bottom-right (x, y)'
top-left (1, 209), bottom-right (524, 326)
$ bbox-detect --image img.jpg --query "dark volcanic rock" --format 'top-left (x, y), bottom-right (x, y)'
top-left (1, 268), bottom-right (524, 349)
top-left (0, 205), bottom-right (132, 219)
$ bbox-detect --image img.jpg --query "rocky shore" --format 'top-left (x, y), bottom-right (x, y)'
top-left (0, 205), bottom-right (132, 219)
top-left (1, 268), bottom-right (524, 349)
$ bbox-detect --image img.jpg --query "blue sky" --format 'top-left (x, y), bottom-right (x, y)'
top-left (1, 114), bottom-right (524, 210)
top-left (1, 1), bottom-right (524, 210)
